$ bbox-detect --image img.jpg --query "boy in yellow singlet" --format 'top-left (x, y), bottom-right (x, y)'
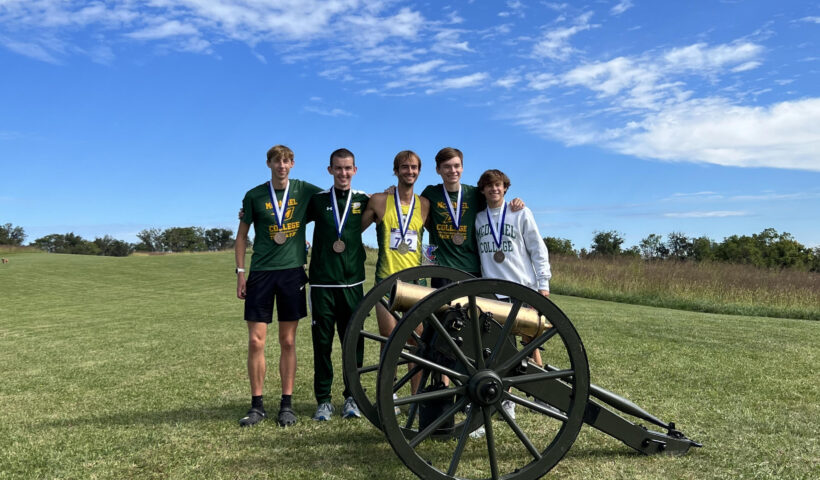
top-left (361, 150), bottom-right (429, 341)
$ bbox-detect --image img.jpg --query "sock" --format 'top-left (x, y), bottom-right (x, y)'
top-left (281, 394), bottom-right (292, 409)
top-left (252, 395), bottom-right (264, 410)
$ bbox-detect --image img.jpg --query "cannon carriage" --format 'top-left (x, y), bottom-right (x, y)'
top-left (342, 266), bottom-right (700, 480)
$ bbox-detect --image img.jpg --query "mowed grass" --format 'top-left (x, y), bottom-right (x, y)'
top-left (0, 251), bottom-right (818, 479)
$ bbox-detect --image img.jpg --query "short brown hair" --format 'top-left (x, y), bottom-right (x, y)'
top-left (393, 150), bottom-right (421, 173)
top-left (435, 147), bottom-right (463, 167)
top-left (266, 145), bottom-right (294, 163)
top-left (330, 148), bottom-right (355, 166)
top-left (477, 169), bottom-right (511, 192)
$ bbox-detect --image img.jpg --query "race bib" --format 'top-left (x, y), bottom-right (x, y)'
top-left (390, 228), bottom-right (419, 252)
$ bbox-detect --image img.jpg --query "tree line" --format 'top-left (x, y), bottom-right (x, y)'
top-left (545, 228), bottom-right (820, 272)
top-left (3, 222), bottom-right (819, 271)
top-left (0, 223), bottom-right (235, 256)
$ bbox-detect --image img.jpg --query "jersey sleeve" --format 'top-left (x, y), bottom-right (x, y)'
top-left (241, 191), bottom-right (254, 225)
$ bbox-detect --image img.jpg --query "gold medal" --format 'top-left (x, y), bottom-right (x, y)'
top-left (493, 250), bottom-right (505, 263)
top-left (274, 232), bottom-right (287, 245)
top-left (397, 242), bottom-right (410, 254)
top-left (452, 233), bottom-right (464, 245)
top-left (332, 240), bottom-right (346, 253)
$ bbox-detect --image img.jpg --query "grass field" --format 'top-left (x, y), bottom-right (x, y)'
top-left (0, 251), bottom-right (818, 479)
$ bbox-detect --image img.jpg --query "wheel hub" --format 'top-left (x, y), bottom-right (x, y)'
top-left (468, 370), bottom-right (504, 406)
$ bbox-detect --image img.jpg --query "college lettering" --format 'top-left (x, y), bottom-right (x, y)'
top-left (476, 223), bottom-right (516, 239)
top-left (478, 240), bottom-right (514, 253)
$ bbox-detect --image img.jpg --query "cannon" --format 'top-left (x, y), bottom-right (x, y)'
top-left (342, 266), bottom-right (701, 480)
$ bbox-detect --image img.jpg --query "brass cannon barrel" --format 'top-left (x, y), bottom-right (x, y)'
top-left (389, 280), bottom-right (551, 338)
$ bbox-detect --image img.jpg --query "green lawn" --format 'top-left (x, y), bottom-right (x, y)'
top-left (0, 251), bottom-right (817, 479)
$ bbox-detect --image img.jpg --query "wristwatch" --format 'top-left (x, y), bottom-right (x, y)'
top-left (235, 268), bottom-right (245, 274)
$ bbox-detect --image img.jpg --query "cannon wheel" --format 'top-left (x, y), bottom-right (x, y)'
top-left (377, 279), bottom-right (590, 480)
top-left (342, 266), bottom-right (475, 430)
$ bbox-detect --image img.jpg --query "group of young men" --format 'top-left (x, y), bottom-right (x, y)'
top-left (234, 145), bottom-right (551, 428)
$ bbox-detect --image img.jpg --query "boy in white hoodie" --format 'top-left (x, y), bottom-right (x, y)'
top-left (474, 169), bottom-right (551, 297)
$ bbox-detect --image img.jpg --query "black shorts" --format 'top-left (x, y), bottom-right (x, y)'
top-left (244, 267), bottom-right (308, 323)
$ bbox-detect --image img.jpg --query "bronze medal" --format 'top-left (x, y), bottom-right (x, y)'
top-left (493, 250), bottom-right (505, 263)
top-left (332, 240), bottom-right (346, 253)
top-left (274, 232), bottom-right (287, 245)
top-left (397, 242), bottom-right (410, 254)
top-left (452, 233), bottom-right (464, 245)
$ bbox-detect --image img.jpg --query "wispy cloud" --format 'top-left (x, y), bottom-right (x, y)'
top-left (610, 1), bottom-right (634, 16)
top-left (612, 97), bottom-right (820, 171)
top-left (426, 72), bottom-right (489, 93)
top-left (303, 105), bottom-right (354, 117)
top-left (664, 211), bottom-right (749, 218)
top-left (533, 12), bottom-right (596, 61)
top-left (800, 16), bottom-right (820, 24)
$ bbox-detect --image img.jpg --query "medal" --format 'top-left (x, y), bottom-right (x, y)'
top-left (267, 180), bottom-right (290, 246)
top-left (487, 203), bottom-right (508, 264)
top-left (442, 184), bottom-right (464, 247)
top-left (331, 186), bottom-right (353, 254)
top-left (394, 188), bottom-right (415, 255)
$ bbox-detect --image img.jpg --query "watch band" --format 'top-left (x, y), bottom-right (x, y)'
top-left (235, 268), bottom-right (246, 274)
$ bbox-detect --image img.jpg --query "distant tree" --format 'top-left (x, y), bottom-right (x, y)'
top-left (136, 228), bottom-right (163, 252)
top-left (809, 247), bottom-right (820, 273)
top-left (666, 231), bottom-right (693, 261)
top-left (622, 245), bottom-right (641, 258)
top-left (690, 236), bottom-right (716, 262)
top-left (714, 233), bottom-right (763, 266)
top-left (33, 233), bottom-right (100, 255)
top-left (0, 223), bottom-right (26, 245)
top-left (205, 228), bottom-right (234, 251)
top-left (93, 235), bottom-right (134, 257)
top-left (590, 230), bottom-right (624, 256)
top-left (543, 236), bottom-right (575, 256)
top-left (162, 227), bottom-right (206, 252)
top-left (639, 233), bottom-right (668, 260)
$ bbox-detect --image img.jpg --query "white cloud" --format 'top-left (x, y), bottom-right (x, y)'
top-left (126, 20), bottom-right (199, 40)
top-left (663, 42), bottom-right (764, 73)
top-left (800, 16), bottom-right (820, 24)
top-left (303, 105), bottom-right (354, 117)
top-left (400, 59), bottom-right (446, 75)
top-left (495, 75), bottom-right (521, 88)
top-left (611, 1), bottom-right (634, 16)
top-left (533, 11), bottom-right (596, 61)
top-left (426, 72), bottom-right (488, 94)
top-left (612, 97), bottom-right (820, 171)
top-left (664, 211), bottom-right (749, 218)
top-left (431, 29), bottom-right (472, 54)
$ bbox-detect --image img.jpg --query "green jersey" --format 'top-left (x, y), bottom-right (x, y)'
top-left (241, 178), bottom-right (321, 271)
top-left (421, 183), bottom-right (486, 274)
top-left (306, 188), bottom-right (370, 286)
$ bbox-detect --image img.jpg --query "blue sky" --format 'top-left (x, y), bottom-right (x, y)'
top-left (2, 0), bottom-right (819, 251)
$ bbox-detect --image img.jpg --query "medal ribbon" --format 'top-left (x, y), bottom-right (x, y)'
top-left (442, 184), bottom-right (463, 231)
top-left (331, 187), bottom-right (353, 240)
top-left (486, 203), bottom-right (507, 250)
top-left (394, 188), bottom-right (415, 243)
top-left (267, 180), bottom-right (290, 231)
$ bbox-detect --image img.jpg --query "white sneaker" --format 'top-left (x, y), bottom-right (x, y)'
top-left (501, 399), bottom-right (516, 420)
top-left (342, 397), bottom-right (362, 419)
top-left (469, 425), bottom-right (485, 439)
top-left (312, 402), bottom-right (333, 421)
top-left (393, 393), bottom-right (401, 415)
